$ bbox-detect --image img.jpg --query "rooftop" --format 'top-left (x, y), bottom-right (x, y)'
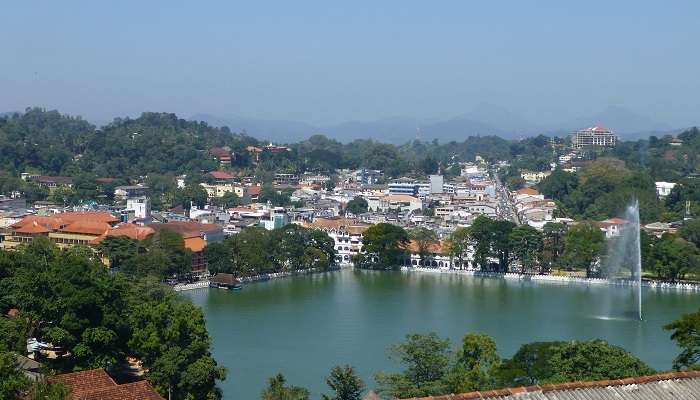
top-left (401, 370), bottom-right (700, 400)
top-left (50, 368), bottom-right (164, 400)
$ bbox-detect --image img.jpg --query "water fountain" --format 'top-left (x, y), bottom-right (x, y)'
top-left (602, 199), bottom-right (643, 320)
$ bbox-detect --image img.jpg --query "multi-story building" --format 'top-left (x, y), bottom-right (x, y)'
top-left (306, 217), bottom-right (369, 264)
top-left (571, 126), bottom-right (618, 148)
top-left (1, 212), bottom-right (120, 250)
top-left (388, 179), bottom-right (418, 196)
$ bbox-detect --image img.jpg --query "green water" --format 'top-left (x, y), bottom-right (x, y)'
top-left (183, 269), bottom-right (700, 399)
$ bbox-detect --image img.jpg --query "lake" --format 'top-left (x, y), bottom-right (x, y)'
top-left (183, 269), bottom-right (700, 399)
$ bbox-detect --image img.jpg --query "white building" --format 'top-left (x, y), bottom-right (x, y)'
top-left (571, 126), bottom-right (618, 148)
top-left (126, 196), bottom-right (151, 220)
top-left (366, 194), bottom-right (422, 213)
top-left (655, 182), bottom-right (676, 198)
top-left (306, 218), bottom-right (369, 264)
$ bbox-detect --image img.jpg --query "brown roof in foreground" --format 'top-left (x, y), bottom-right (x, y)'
top-left (401, 370), bottom-right (700, 400)
top-left (402, 240), bottom-right (449, 255)
top-left (90, 224), bottom-right (156, 245)
top-left (50, 368), bottom-right (164, 400)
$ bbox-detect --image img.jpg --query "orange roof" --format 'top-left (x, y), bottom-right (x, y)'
top-left (307, 218), bottom-right (369, 233)
top-left (12, 215), bottom-right (66, 230)
top-left (516, 187), bottom-right (540, 195)
top-left (14, 221), bottom-right (51, 234)
top-left (90, 224), bottom-right (156, 245)
top-left (247, 185), bottom-right (262, 196)
top-left (184, 237), bottom-right (207, 252)
top-left (384, 194), bottom-right (419, 202)
top-left (208, 170), bottom-right (236, 180)
top-left (59, 221), bottom-right (112, 236)
top-left (246, 145), bottom-right (263, 153)
top-left (149, 221), bottom-right (221, 238)
top-left (59, 211), bottom-right (119, 224)
top-left (402, 240), bottom-right (449, 255)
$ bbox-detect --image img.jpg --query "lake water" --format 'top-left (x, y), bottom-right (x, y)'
top-left (183, 269), bottom-right (700, 399)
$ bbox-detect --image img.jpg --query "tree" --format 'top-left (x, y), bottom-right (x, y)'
top-left (444, 333), bottom-right (500, 393)
top-left (541, 223), bottom-right (566, 271)
top-left (97, 235), bottom-right (140, 271)
top-left (175, 183), bottom-right (208, 210)
top-left (261, 374), bottom-right (310, 400)
top-left (680, 219), bottom-right (700, 249)
top-left (538, 169), bottom-right (578, 201)
top-left (509, 225), bottom-right (543, 273)
top-left (649, 234), bottom-right (700, 282)
top-left (142, 228), bottom-right (192, 278)
top-left (563, 222), bottom-right (605, 277)
top-left (203, 242), bottom-right (234, 274)
top-left (322, 365), bottom-right (364, 400)
top-left (345, 196), bottom-right (368, 215)
top-left (448, 227), bottom-right (472, 270)
top-left (375, 333), bottom-right (451, 398)
top-left (497, 340), bottom-right (654, 386)
top-left (128, 283), bottom-right (226, 400)
top-left (213, 191), bottom-right (240, 208)
top-left (666, 309), bottom-right (700, 370)
top-left (409, 227), bottom-right (438, 261)
top-left (0, 349), bottom-right (30, 399)
top-left (358, 223), bottom-right (409, 269)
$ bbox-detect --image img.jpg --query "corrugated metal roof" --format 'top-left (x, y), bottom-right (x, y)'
top-left (402, 372), bottom-right (700, 400)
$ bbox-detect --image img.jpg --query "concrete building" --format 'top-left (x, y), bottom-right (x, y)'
top-left (388, 180), bottom-right (418, 196)
top-left (126, 196), bottom-right (151, 220)
top-left (571, 126), bottom-right (618, 148)
top-left (655, 181), bottom-right (676, 198)
top-left (306, 217), bottom-right (369, 264)
top-left (429, 175), bottom-right (444, 194)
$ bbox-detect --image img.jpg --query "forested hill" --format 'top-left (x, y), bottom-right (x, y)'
top-left (0, 108), bottom-right (555, 181)
top-left (0, 108), bottom-right (259, 178)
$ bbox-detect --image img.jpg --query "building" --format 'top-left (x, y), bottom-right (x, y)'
top-left (655, 181), bottom-right (676, 198)
top-left (388, 179), bottom-right (418, 196)
top-left (1, 212), bottom-right (120, 250)
top-left (200, 182), bottom-right (242, 199)
top-left (596, 217), bottom-right (631, 239)
top-left (207, 170), bottom-right (237, 184)
top-left (306, 217), bottom-right (369, 264)
top-left (148, 221), bottom-right (225, 274)
top-left (401, 240), bottom-right (462, 269)
top-left (34, 176), bottom-right (74, 191)
top-left (367, 194), bottom-right (423, 213)
top-left (49, 368), bottom-right (164, 400)
top-left (210, 146), bottom-right (233, 167)
top-left (114, 185), bottom-right (148, 200)
top-left (520, 170), bottom-right (551, 183)
top-left (429, 175), bottom-right (444, 194)
top-left (259, 207), bottom-right (290, 230)
top-left (571, 126), bottom-right (618, 148)
top-left (126, 196), bottom-right (151, 220)
top-left (400, 370), bottom-right (700, 400)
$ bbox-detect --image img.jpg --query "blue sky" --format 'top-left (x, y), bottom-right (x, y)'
top-left (1, 1), bottom-right (699, 126)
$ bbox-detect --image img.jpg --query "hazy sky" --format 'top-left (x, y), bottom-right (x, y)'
top-left (1, 1), bottom-right (699, 126)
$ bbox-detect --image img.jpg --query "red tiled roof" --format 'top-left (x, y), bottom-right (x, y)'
top-left (14, 220), bottom-right (52, 234)
top-left (59, 221), bottom-right (112, 236)
top-left (247, 185), bottom-right (262, 196)
top-left (50, 369), bottom-right (164, 400)
top-left (49, 369), bottom-right (116, 398)
top-left (37, 176), bottom-right (73, 185)
top-left (402, 240), bottom-right (449, 255)
top-left (516, 187), bottom-right (540, 195)
top-left (208, 171), bottom-right (236, 180)
top-left (90, 224), bottom-right (156, 245)
top-left (149, 221), bottom-right (221, 238)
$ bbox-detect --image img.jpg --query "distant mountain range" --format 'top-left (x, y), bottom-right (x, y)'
top-left (191, 104), bottom-right (686, 144)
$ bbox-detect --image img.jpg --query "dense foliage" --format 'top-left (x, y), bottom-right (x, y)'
top-left (0, 239), bottom-right (225, 399)
top-left (204, 225), bottom-right (336, 276)
top-left (374, 332), bottom-right (653, 398)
